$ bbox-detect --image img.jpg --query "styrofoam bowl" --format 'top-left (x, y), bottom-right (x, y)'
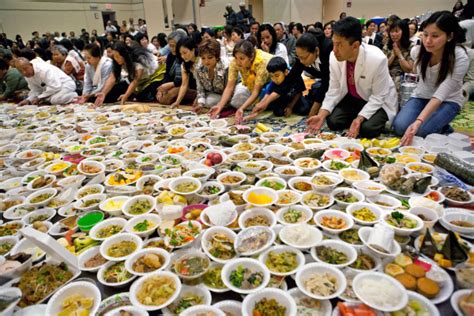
top-left (310, 172), bottom-right (344, 193)
top-left (443, 212), bottom-right (474, 234)
top-left (25, 187), bottom-right (57, 207)
top-left (367, 194), bottom-right (402, 211)
top-left (295, 262), bottom-right (347, 300)
top-left (46, 281), bottom-right (101, 316)
top-left (221, 258), bottom-right (270, 295)
top-left (78, 246), bottom-right (107, 272)
top-left (238, 207), bottom-right (277, 229)
top-left (100, 233), bottom-right (143, 262)
top-left (258, 245), bottom-right (305, 276)
top-left (352, 271), bottom-right (408, 312)
top-left (310, 239), bottom-right (358, 268)
top-left (89, 217), bottom-right (127, 241)
top-left (346, 202), bottom-right (383, 226)
top-left (242, 288), bottom-right (297, 316)
top-left (381, 211), bottom-right (424, 236)
top-left (122, 195), bottom-right (156, 217)
top-left (314, 209), bottom-right (354, 235)
top-left (201, 226), bottom-right (238, 264)
top-left (352, 180), bottom-right (386, 197)
top-left (129, 271), bottom-right (182, 311)
top-left (125, 213), bottom-right (162, 238)
top-left (125, 248), bottom-right (171, 276)
top-left (99, 196), bottom-right (129, 216)
top-left (276, 205), bottom-right (313, 225)
top-left (169, 176), bottom-right (202, 196)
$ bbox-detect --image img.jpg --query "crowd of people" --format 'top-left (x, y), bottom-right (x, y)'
top-left (0, 1), bottom-right (473, 146)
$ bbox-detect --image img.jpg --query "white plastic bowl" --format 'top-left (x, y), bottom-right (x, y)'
top-left (122, 195), bottom-right (156, 217)
top-left (409, 206), bottom-right (439, 230)
top-left (367, 194), bottom-right (402, 211)
top-left (75, 184), bottom-right (105, 200)
top-left (78, 246), bottom-right (107, 272)
top-left (381, 211), bottom-right (424, 236)
top-left (275, 190), bottom-right (302, 207)
top-left (242, 288), bottom-right (297, 316)
top-left (0, 287), bottom-right (21, 316)
top-left (212, 300), bottom-right (242, 316)
top-left (346, 202), bottom-right (383, 226)
top-left (89, 217), bottom-right (127, 241)
top-left (310, 239), bottom-right (357, 268)
top-left (183, 168), bottom-right (214, 183)
top-left (242, 187), bottom-right (278, 207)
top-left (293, 157), bottom-right (321, 174)
top-left (100, 233), bottom-right (143, 262)
top-left (221, 258), bottom-right (271, 294)
top-left (301, 191), bottom-right (334, 210)
top-left (196, 181), bottom-right (225, 200)
top-left (159, 154), bottom-right (184, 167)
top-left (274, 166), bottom-right (304, 180)
top-left (46, 281), bottom-right (101, 316)
top-left (331, 187), bottom-right (365, 208)
top-left (217, 171), bottom-right (246, 189)
top-left (25, 174), bottom-right (56, 191)
top-left (125, 248), bottom-right (171, 276)
top-left (129, 271), bottom-right (182, 311)
top-left (358, 227), bottom-right (402, 259)
top-left (201, 226), bottom-right (237, 264)
top-left (180, 305), bottom-right (224, 316)
top-left (73, 193), bottom-right (107, 211)
top-left (255, 176), bottom-right (287, 191)
top-left (322, 159), bottom-right (350, 173)
top-left (22, 207), bottom-right (56, 225)
top-left (25, 187), bottom-right (57, 207)
top-left (125, 214), bottom-right (162, 238)
top-left (288, 176), bottom-right (313, 193)
top-left (310, 172), bottom-right (344, 193)
top-left (443, 212), bottom-right (474, 235)
top-left (258, 245), bottom-right (305, 276)
top-left (295, 262), bottom-right (347, 300)
top-left (0, 236), bottom-right (19, 258)
top-left (162, 284), bottom-right (212, 315)
top-left (238, 207), bottom-right (277, 229)
top-left (352, 271), bottom-right (408, 312)
top-left (339, 168), bottom-right (370, 185)
top-left (314, 209), bottom-right (354, 235)
top-left (352, 180), bottom-right (386, 197)
top-left (104, 305), bottom-right (148, 316)
top-left (78, 160), bottom-right (105, 177)
top-left (234, 226), bottom-right (275, 256)
top-left (276, 205), bottom-right (313, 225)
top-left (99, 196), bottom-right (129, 216)
top-left (169, 176), bottom-right (202, 196)
top-left (278, 223), bottom-right (323, 249)
top-left (97, 260), bottom-right (136, 288)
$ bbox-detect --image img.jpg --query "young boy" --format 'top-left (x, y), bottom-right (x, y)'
top-left (245, 56), bottom-right (310, 120)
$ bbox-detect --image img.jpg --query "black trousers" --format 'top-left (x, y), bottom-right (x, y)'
top-left (268, 95), bottom-right (311, 117)
top-left (104, 81), bottom-right (129, 103)
top-left (326, 93), bottom-right (388, 138)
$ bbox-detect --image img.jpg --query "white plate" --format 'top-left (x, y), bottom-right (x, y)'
top-left (288, 288), bottom-right (332, 316)
top-left (13, 304), bottom-right (47, 316)
top-left (439, 217), bottom-right (474, 239)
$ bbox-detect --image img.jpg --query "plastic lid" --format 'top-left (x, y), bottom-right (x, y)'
top-left (19, 226), bottom-right (78, 268)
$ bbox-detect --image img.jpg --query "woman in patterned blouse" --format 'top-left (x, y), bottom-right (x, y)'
top-left (193, 39), bottom-right (230, 113)
top-left (209, 39), bottom-right (273, 124)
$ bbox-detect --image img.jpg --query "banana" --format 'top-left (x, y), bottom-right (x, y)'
top-left (256, 123), bottom-right (269, 132)
top-left (384, 137), bottom-right (400, 148)
top-left (255, 127), bottom-right (264, 133)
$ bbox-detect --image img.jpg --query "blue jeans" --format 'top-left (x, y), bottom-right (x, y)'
top-left (393, 98), bottom-right (460, 137)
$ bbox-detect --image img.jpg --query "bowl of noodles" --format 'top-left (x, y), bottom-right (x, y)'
top-left (130, 270), bottom-right (182, 311)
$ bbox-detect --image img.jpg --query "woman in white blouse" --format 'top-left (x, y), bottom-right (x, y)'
top-left (393, 11), bottom-right (469, 146)
top-left (257, 24), bottom-right (289, 65)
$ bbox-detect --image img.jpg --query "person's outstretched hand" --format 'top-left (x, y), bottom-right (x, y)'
top-left (234, 108), bottom-right (244, 125)
top-left (208, 105), bottom-right (223, 119)
top-left (346, 118), bottom-right (363, 138)
top-left (306, 115), bottom-right (325, 134)
top-left (400, 120), bottom-right (422, 146)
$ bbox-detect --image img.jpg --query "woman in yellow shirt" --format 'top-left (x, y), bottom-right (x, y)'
top-left (209, 39), bottom-right (273, 124)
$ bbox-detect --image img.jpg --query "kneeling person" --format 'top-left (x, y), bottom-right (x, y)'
top-left (15, 57), bottom-right (77, 105)
top-left (246, 56), bottom-right (310, 119)
top-left (306, 17), bottom-right (398, 138)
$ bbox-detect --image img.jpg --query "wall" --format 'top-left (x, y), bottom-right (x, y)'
top-left (263, 0), bottom-right (322, 25)
top-left (323, 0), bottom-right (455, 22)
top-left (0, 0), bottom-right (144, 40)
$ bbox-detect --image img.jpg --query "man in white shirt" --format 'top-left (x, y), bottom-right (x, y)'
top-left (15, 58), bottom-right (77, 105)
top-left (363, 19), bottom-right (383, 49)
top-left (105, 21), bottom-right (117, 34)
top-left (306, 17), bottom-right (398, 139)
